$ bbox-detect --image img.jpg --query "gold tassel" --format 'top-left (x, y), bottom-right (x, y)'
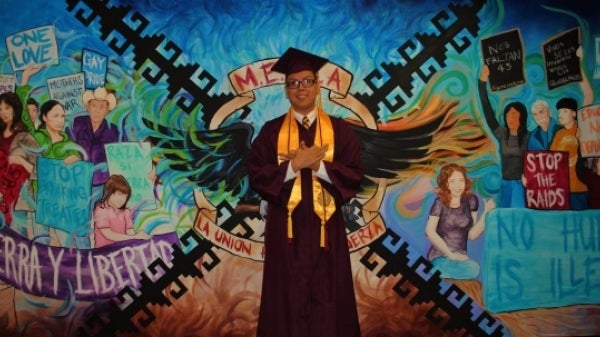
top-left (320, 219), bottom-right (326, 248)
top-left (287, 212), bottom-right (293, 242)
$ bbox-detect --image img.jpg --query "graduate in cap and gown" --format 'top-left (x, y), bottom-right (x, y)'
top-left (247, 47), bottom-right (364, 337)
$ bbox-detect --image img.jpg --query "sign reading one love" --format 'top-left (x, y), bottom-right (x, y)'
top-left (6, 25), bottom-right (59, 71)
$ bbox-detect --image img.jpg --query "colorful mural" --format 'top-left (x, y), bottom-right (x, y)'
top-left (0, 0), bottom-right (599, 336)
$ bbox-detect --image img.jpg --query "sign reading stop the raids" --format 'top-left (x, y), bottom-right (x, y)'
top-left (523, 151), bottom-right (569, 210)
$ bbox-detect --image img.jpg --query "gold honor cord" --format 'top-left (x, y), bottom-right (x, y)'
top-left (277, 107), bottom-right (335, 247)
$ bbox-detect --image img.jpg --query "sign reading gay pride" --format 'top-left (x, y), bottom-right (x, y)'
top-left (6, 25), bottom-right (59, 71)
top-left (105, 142), bottom-right (156, 210)
top-left (483, 208), bottom-right (600, 313)
top-left (36, 157), bottom-right (93, 233)
top-left (82, 48), bottom-right (108, 89)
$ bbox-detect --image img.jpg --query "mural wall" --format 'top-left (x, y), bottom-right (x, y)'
top-left (0, 0), bottom-right (598, 336)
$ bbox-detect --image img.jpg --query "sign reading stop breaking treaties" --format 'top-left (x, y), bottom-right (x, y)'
top-left (523, 151), bottom-right (569, 210)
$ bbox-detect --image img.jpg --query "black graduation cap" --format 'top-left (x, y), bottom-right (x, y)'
top-left (271, 47), bottom-right (329, 76)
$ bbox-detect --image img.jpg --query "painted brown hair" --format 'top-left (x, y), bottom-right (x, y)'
top-left (98, 174), bottom-right (132, 209)
top-left (436, 163), bottom-right (472, 206)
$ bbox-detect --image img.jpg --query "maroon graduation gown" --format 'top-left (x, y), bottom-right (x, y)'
top-left (247, 113), bottom-right (364, 337)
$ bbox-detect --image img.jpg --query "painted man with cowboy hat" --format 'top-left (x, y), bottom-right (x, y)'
top-left (67, 86), bottom-right (126, 186)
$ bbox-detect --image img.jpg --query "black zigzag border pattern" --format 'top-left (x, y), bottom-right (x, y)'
top-left (361, 229), bottom-right (504, 337)
top-left (65, 0), bottom-right (250, 125)
top-left (78, 230), bottom-right (220, 337)
top-left (354, 0), bottom-right (487, 121)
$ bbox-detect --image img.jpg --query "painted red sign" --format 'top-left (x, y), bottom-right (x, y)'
top-left (524, 151), bottom-right (569, 210)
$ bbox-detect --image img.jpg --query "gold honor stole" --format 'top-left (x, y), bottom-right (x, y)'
top-left (277, 108), bottom-right (335, 247)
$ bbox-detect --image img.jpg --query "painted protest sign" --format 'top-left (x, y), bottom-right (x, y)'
top-left (36, 158), bottom-right (93, 233)
top-left (543, 27), bottom-right (581, 90)
top-left (0, 75), bottom-right (16, 94)
top-left (0, 151), bottom-right (30, 225)
top-left (47, 73), bottom-right (86, 119)
top-left (81, 48), bottom-right (108, 89)
top-left (5, 25), bottom-right (59, 71)
top-left (483, 208), bottom-right (600, 313)
top-left (105, 142), bottom-right (156, 210)
top-left (481, 28), bottom-right (525, 91)
top-left (0, 226), bottom-right (178, 300)
top-left (523, 151), bottom-right (569, 210)
top-left (578, 104), bottom-right (600, 157)
top-left (594, 37), bottom-right (600, 80)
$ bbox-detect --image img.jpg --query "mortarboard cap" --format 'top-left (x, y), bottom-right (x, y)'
top-left (271, 47), bottom-right (329, 76)
top-left (556, 97), bottom-right (578, 111)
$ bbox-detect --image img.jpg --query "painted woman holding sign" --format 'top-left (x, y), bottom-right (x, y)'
top-left (478, 65), bottom-right (529, 208)
top-left (17, 64), bottom-right (86, 247)
top-left (18, 65), bottom-right (82, 164)
top-left (425, 163), bottom-right (489, 280)
top-left (0, 91), bottom-right (39, 227)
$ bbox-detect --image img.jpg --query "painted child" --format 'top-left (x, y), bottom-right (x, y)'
top-left (93, 174), bottom-right (149, 248)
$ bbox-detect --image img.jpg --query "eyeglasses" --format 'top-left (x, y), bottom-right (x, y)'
top-left (286, 78), bottom-right (317, 89)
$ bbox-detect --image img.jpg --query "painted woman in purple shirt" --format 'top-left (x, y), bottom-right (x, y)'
top-left (425, 163), bottom-right (490, 280)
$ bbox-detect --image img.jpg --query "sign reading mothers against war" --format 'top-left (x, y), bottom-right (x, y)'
top-left (81, 48), bottom-right (107, 89)
top-left (481, 28), bottom-right (525, 91)
top-left (36, 158), bottom-right (93, 233)
top-left (47, 72), bottom-right (86, 118)
top-left (0, 75), bottom-right (15, 94)
top-left (523, 151), bottom-right (569, 210)
top-left (483, 208), bottom-right (600, 313)
top-left (578, 104), bottom-right (600, 157)
top-left (105, 142), bottom-right (157, 210)
top-left (6, 25), bottom-right (59, 71)
top-left (543, 27), bottom-right (581, 90)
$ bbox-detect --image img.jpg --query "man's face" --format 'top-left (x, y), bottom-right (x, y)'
top-left (532, 105), bottom-right (550, 127)
top-left (87, 99), bottom-right (110, 124)
top-left (285, 70), bottom-right (319, 114)
top-left (557, 108), bottom-right (576, 127)
top-left (27, 103), bottom-right (38, 122)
